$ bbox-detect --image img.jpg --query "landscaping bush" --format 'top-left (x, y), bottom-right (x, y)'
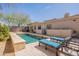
top-left (0, 24), bottom-right (10, 41)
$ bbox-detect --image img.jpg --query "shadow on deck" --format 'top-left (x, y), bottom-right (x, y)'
top-left (3, 39), bottom-right (15, 56)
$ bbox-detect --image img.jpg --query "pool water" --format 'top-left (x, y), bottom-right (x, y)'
top-left (18, 34), bottom-right (45, 44)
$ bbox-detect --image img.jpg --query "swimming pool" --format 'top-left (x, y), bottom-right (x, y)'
top-left (18, 34), bottom-right (46, 44)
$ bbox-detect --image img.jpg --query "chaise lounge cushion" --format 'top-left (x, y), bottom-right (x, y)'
top-left (51, 37), bottom-right (65, 41)
top-left (39, 39), bottom-right (61, 48)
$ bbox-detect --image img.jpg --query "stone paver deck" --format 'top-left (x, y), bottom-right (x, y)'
top-left (15, 42), bottom-right (57, 56)
top-left (15, 42), bottom-right (69, 56)
top-left (4, 32), bottom-right (79, 56)
top-left (4, 39), bottom-right (79, 56)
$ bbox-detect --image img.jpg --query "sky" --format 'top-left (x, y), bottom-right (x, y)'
top-left (1, 3), bottom-right (79, 22)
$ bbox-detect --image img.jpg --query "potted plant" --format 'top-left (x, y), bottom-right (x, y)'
top-left (0, 24), bottom-right (10, 55)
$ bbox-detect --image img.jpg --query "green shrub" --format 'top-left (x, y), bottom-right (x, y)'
top-left (0, 24), bottom-right (10, 41)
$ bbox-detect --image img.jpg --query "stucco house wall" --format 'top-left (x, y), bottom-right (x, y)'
top-left (46, 18), bottom-right (79, 33)
top-left (35, 30), bottom-right (42, 34)
top-left (28, 14), bottom-right (79, 37)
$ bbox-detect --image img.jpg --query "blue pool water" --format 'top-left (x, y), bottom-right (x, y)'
top-left (18, 34), bottom-right (45, 44)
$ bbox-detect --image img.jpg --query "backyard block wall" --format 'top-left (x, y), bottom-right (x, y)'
top-left (47, 29), bottom-right (73, 37)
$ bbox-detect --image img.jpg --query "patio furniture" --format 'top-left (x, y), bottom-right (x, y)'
top-left (63, 38), bottom-right (79, 56)
top-left (39, 37), bottom-right (71, 56)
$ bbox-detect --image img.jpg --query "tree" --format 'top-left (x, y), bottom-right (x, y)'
top-left (0, 4), bottom-right (15, 20)
top-left (0, 4), bottom-right (3, 19)
top-left (0, 4), bottom-right (31, 27)
top-left (0, 13), bottom-right (3, 19)
top-left (0, 24), bottom-right (10, 41)
top-left (6, 13), bottom-right (31, 27)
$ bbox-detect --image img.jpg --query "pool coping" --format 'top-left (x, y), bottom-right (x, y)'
top-left (16, 32), bottom-right (49, 38)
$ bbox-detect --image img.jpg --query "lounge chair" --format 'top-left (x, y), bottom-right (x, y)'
top-left (39, 37), bottom-right (71, 56)
top-left (64, 38), bottom-right (79, 56)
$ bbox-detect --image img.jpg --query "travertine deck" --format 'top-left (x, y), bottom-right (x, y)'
top-left (15, 42), bottom-right (56, 56)
top-left (15, 42), bottom-right (68, 56)
top-left (3, 32), bottom-right (79, 56)
top-left (4, 40), bottom-right (79, 56)
top-left (15, 39), bottom-right (79, 56)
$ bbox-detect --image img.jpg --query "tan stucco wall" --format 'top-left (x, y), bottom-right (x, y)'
top-left (45, 19), bottom-right (79, 33)
top-left (10, 32), bottom-right (26, 52)
top-left (47, 29), bottom-right (72, 37)
top-left (29, 14), bottom-right (79, 36)
top-left (0, 41), bottom-right (6, 55)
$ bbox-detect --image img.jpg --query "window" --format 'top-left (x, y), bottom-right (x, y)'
top-left (38, 25), bottom-right (41, 30)
top-left (47, 24), bottom-right (52, 29)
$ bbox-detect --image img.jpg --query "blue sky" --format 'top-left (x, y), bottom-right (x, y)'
top-left (1, 3), bottom-right (79, 22)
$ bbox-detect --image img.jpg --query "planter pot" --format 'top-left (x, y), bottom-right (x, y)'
top-left (0, 41), bottom-right (6, 56)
